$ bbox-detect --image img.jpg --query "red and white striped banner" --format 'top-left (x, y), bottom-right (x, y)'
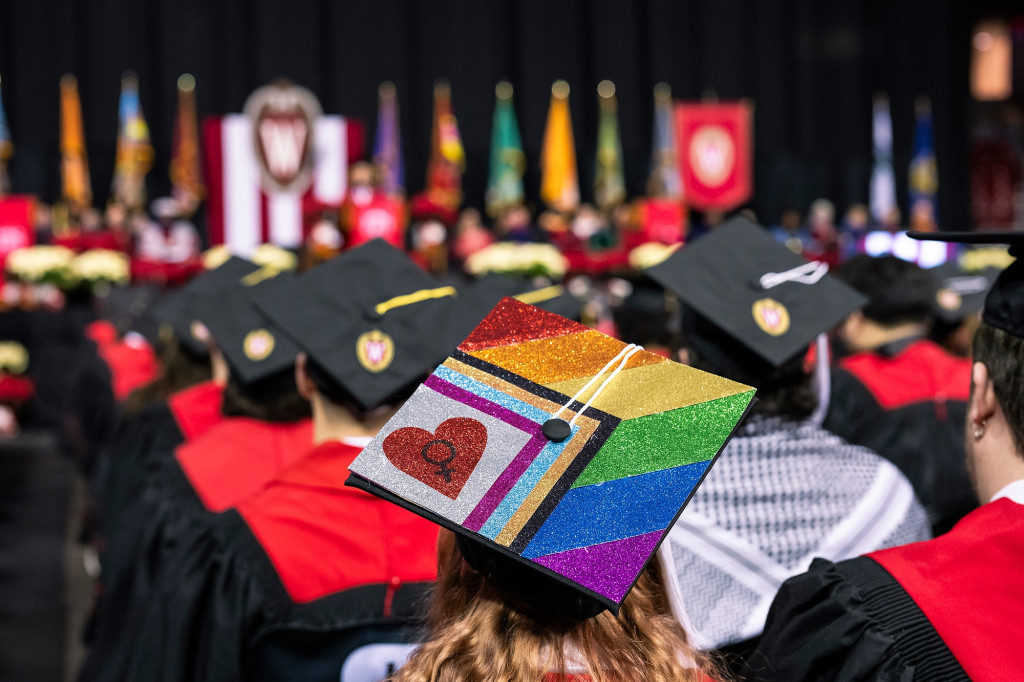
top-left (203, 115), bottom-right (358, 255)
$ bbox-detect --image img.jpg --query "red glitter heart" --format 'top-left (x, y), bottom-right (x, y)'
top-left (382, 418), bottom-right (487, 499)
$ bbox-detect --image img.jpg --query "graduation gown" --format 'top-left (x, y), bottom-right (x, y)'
top-left (131, 440), bottom-right (438, 682)
top-left (749, 497), bottom-right (1024, 680)
top-left (93, 379), bottom-right (224, 538)
top-left (825, 338), bottom-right (975, 534)
top-left (83, 381), bottom-right (225, 679)
top-left (81, 416), bottom-right (313, 682)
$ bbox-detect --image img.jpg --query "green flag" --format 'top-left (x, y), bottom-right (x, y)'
top-left (594, 80), bottom-right (625, 212)
top-left (486, 81), bottom-right (525, 217)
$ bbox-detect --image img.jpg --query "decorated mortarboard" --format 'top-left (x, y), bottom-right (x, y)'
top-left (452, 275), bottom-right (582, 340)
top-left (909, 230), bottom-right (1024, 339)
top-left (646, 217), bottom-right (867, 368)
top-left (253, 239), bottom-right (462, 411)
top-left (190, 272), bottom-right (300, 387)
top-left (346, 297), bottom-right (756, 616)
top-left (151, 256), bottom-right (263, 356)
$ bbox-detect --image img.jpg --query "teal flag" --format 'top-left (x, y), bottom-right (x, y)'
top-left (486, 81), bottom-right (525, 216)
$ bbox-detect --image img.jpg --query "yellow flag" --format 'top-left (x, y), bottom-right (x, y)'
top-left (540, 80), bottom-right (579, 213)
top-left (60, 75), bottom-right (92, 212)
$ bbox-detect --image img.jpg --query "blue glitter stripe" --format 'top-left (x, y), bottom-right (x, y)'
top-left (434, 365), bottom-right (551, 425)
top-left (521, 460), bottom-right (711, 559)
top-left (478, 429), bottom-right (578, 540)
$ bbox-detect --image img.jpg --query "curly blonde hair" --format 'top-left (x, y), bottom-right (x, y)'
top-left (390, 530), bottom-right (724, 682)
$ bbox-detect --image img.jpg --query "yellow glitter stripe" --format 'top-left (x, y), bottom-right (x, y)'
top-left (545, 360), bottom-right (753, 420)
top-left (375, 286), bottom-right (457, 315)
top-left (442, 356), bottom-right (602, 546)
top-left (468, 330), bottom-right (665, 386)
top-left (514, 285), bottom-right (565, 306)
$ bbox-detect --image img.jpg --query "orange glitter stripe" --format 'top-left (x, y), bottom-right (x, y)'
top-left (467, 330), bottom-right (665, 385)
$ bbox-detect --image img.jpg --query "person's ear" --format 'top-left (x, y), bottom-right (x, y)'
top-left (968, 361), bottom-right (997, 428)
top-left (294, 352), bottom-right (315, 401)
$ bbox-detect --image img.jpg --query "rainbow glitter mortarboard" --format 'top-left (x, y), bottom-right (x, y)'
top-left (346, 297), bottom-right (756, 615)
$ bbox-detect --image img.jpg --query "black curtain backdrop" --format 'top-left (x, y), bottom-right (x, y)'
top-left (0, 0), bottom-right (972, 229)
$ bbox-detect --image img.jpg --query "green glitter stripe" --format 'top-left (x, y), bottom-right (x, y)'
top-left (570, 389), bottom-right (755, 488)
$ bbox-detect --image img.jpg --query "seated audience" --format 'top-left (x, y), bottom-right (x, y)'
top-left (646, 218), bottom-right (930, 664)
top-left (750, 231), bottom-right (1024, 681)
top-left (827, 254), bottom-right (975, 534)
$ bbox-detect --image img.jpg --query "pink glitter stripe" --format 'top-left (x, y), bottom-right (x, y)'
top-left (423, 375), bottom-right (546, 531)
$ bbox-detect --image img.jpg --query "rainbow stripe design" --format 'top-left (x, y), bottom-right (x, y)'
top-left (349, 297), bottom-right (755, 609)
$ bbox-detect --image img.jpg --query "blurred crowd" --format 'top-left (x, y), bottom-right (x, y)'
top-left (0, 188), bottom-right (1020, 681)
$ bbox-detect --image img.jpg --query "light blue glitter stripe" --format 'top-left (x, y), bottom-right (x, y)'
top-left (433, 364), bottom-right (583, 540)
top-left (434, 365), bottom-right (551, 425)
top-left (478, 428), bottom-right (578, 539)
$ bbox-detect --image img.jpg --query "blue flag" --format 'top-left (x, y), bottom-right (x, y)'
top-left (373, 82), bottom-right (405, 197)
top-left (908, 97), bottom-right (938, 230)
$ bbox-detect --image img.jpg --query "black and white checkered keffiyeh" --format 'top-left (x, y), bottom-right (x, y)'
top-left (668, 416), bottom-right (930, 649)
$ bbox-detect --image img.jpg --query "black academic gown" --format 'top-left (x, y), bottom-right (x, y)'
top-left (122, 441), bottom-right (437, 682)
top-left (749, 497), bottom-right (1024, 680)
top-left (82, 382), bottom-right (225, 681)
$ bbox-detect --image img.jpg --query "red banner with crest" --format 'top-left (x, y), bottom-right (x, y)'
top-left (674, 102), bottom-right (753, 211)
top-left (0, 196), bottom-right (35, 268)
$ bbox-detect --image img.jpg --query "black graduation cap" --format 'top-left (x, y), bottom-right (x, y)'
top-left (95, 284), bottom-right (162, 341)
top-left (909, 230), bottom-right (1024, 339)
top-left (150, 257), bottom-right (263, 357)
top-left (189, 272), bottom-right (300, 387)
top-left (929, 260), bottom-right (1000, 325)
top-left (647, 217), bottom-right (867, 368)
top-left (253, 239), bottom-right (462, 411)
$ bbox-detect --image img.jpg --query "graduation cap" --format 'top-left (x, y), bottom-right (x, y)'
top-left (929, 260), bottom-right (1000, 325)
top-left (451, 275), bottom-right (582, 340)
top-left (253, 239), bottom-right (462, 411)
top-left (646, 217), bottom-right (867, 373)
top-left (346, 296), bottom-right (756, 617)
top-left (150, 257), bottom-right (263, 357)
top-left (908, 230), bottom-right (1024, 339)
top-left (189, 272), bottom-right (300, 388)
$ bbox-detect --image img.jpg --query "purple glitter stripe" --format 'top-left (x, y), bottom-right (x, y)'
top-left (423, 374), bottom-right (547, 532)
top-left (463, 432), bottom-right (547, 531)
top-left (424, 374), bottom-right (539, 434)
top-left (531, 530), bottom-right (662, 603)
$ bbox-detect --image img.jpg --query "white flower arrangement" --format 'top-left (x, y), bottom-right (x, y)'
top-left (72, 249), bottom-right (130, 286)
top-left (0, 341), bottom-right (29, 374)
top-left (5, 246), bottom-right (77, 287)
top-left (628, 242), bottom-right (681, 270)
top-left (465, 242), bottom-right (569, 279)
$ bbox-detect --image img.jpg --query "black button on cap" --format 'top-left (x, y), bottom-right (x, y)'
top-left (542, 418), bottom-right (571, 442)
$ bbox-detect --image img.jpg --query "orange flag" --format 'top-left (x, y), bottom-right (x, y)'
top-left (60, 75), bottom-right (92, 213)
top-left (540, 80), bottom-right (579, 213)
top-left (169, 74), bottom-right (205, 216)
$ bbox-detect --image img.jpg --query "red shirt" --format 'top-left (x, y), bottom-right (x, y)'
top-left (236, 440), bottom-right (439, 603)
top-left (167, 380), bottom-right (225, 441)
top-left (176, 418), bottom-right (313, 512)
top-left (86, 321), bottom-right (159, 400)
